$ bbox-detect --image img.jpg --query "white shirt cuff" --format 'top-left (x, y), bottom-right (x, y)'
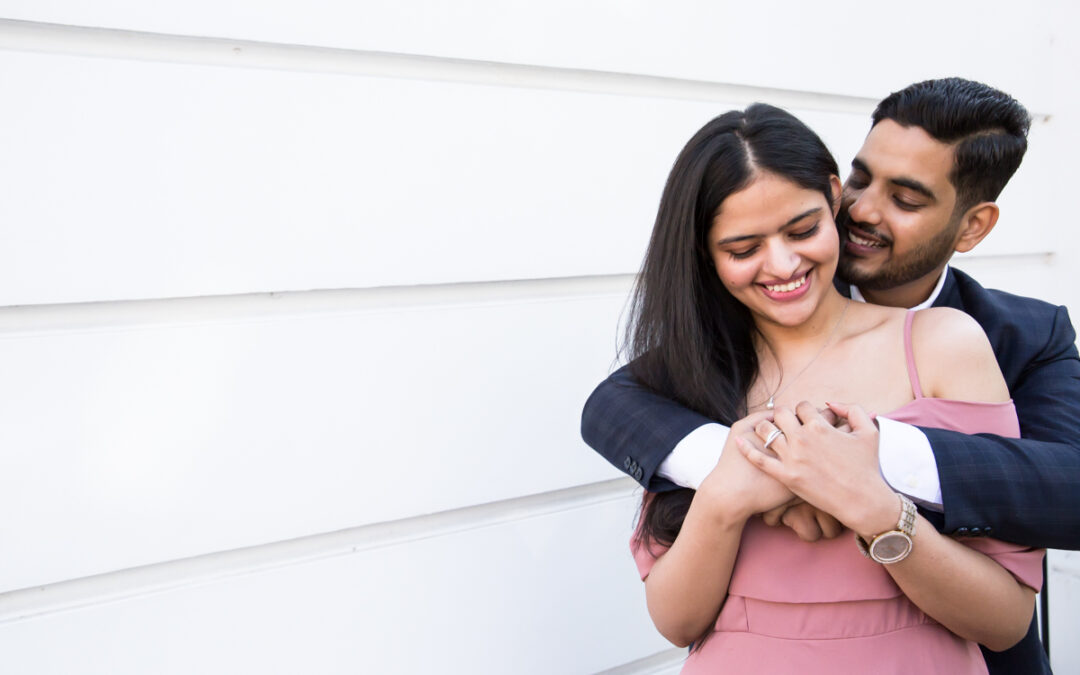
top-left (656, 423), bottom-right (729, 490)
top-left (877, 417), bottom-right (943, 510)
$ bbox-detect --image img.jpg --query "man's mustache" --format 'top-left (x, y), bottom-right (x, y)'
top-left (837, 210), bottom-right (894, 247)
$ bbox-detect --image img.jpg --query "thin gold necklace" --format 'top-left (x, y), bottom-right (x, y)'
top-left (755, 299), bottom-right (850, 410)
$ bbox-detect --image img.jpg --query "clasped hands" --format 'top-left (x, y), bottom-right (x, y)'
top-left (708, 401), bottom-right (881, 542)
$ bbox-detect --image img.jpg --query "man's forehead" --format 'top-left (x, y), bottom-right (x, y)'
top-left (853, 119), bottom-right (955, 189)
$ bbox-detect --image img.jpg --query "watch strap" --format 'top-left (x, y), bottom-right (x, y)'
top-left (855, 493), bottom-right (917, 563)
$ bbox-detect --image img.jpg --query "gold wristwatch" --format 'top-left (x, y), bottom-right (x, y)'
top-left (855, 493), bottom-right (917, 564)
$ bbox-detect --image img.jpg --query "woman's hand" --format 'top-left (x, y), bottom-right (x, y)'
top-left (696, 411), bottom-right (796, 523)
top-left (737, 401), bottom-right (899, 537)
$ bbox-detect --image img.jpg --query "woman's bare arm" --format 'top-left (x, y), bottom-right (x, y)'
top-left (642, 413), bottom-right (792, 646)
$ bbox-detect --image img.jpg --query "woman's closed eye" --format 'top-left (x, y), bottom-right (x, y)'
top-left (729, 246), bottom-right (759, 260)
top-left (788, 223), bottom-right (820, 240)
top-left (727, 223), bottom-right (820, 259)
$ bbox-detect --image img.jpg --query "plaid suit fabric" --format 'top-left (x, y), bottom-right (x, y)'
top-left (926, 267), bottom-right (1080, 550)
top-left (922, 268), bottom-right (1076, 675)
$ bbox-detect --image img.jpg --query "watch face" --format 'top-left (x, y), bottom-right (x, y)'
top-left (870, 532), bottom-right (913, 564)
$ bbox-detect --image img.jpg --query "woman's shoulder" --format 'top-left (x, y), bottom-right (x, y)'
top-left (911, 306), bottom-right (988, 340)
top-left (909, 307), bottom-right (1008, 401)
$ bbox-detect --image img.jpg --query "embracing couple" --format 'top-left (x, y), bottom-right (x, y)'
top-left (582, 78), bottom-right (1080, 674)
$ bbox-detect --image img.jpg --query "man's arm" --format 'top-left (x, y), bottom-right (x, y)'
top-left (580, 365), bottom-right (721, 491)
top-left (924, 305), bottom-right (1080, 550)
top-left (580, 364), bottom-right (928, 501)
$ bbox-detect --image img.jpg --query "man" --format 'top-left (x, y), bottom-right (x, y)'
top-left (581, 78), bottom-right (1080, 674)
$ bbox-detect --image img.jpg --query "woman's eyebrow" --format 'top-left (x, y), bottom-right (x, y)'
top-left (715, 207), bottom-right (821, 245)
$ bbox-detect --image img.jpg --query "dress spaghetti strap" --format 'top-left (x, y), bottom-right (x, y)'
top-left (903, 310), bottom-right (924, 399)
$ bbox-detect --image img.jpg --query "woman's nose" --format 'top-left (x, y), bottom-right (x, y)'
top-left (764, 241), bottom-right (800, 280)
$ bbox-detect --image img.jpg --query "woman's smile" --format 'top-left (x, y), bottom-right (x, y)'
top-left (759, 269), bottom-right (813, 301)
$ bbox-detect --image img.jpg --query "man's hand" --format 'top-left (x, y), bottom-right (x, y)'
top-left (761, 498), bottom-right (844, 541)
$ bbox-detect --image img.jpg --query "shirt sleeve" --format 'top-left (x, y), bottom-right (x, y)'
top-left (877, 417), bottom-right (943, 510)
top-left (655, 423), bottom-right (728, 490)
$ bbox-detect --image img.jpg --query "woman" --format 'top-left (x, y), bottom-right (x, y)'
top-left (626, 104), bottom-right (1042, 673)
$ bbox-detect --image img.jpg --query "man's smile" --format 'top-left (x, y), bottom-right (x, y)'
top-left (842, 224), bottom-right (890, 255)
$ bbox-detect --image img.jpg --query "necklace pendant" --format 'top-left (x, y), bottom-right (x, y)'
top-left (766, 396), bottom-right (775, 410)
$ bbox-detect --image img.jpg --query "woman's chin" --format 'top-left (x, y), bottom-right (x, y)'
top-left (747, 301), bottom-right (811, 327)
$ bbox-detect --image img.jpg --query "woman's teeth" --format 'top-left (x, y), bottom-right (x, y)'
top-left (848, 231), bottom-right (886, 248)
top-left (764, 274), bottom-right (807, 293)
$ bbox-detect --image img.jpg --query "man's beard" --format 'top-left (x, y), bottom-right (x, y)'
top-left (836, 211), bottom-right (961, 291)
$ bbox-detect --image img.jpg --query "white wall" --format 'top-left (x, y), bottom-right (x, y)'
top-left (0, 2), bottom-right (1075, 673)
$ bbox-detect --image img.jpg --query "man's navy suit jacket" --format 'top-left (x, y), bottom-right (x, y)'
top-left (581, 267), bottom-right (1080, 674)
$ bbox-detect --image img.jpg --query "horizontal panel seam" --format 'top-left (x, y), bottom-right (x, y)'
top-left (0, 19), bottom-right (950, 116)
top-left (0, 250), bottom-right (1056, 335)
top-left (593, 646), bottom-right (686, 675)
top-left (0, 477), bottom-right (639, 624)
top-left (0, 274), bottom-right (637, 336)
top-left (0, 19), bottom-right (1054, 120)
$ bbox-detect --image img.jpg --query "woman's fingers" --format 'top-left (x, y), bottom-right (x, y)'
top-left (754, 419), bottom-right (787, 456)
top-left (736, 436), bottom-right (786, 480)
top-left (733, 410), bottom-right (775, 435)
top-left (825, 401), bottom-right (878, 432)
top-left (815, 510), bottom-right (845, 539)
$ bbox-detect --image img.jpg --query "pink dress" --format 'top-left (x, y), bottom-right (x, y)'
top-left (632, 311), bottom-right (1044, 674)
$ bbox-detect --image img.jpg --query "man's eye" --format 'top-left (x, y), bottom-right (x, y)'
top-left (893, 197), bottom-right (923, 210)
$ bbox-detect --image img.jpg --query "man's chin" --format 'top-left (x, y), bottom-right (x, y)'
top-left (838, 259), bottom-right (891, 291)
top-left (836, 258), bottom-right (870, 287)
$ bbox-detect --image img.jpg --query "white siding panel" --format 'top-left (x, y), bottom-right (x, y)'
top-left (0, 286), bottom-right (630, 592)
top-left (0, 46), bottom-right (990, 306)
top-left (1049, 551), bottom-right (1080, 673)
top-left (986, 120), bottom-right (1056, 259)
top-left (0, 48), bottom-right (680, 304)
top-left (0, 492), bottom-right (666, 675)
top-left (0, 2), bottom-right (1059, 111)
top-left (950, 254), bottom-right (1063, 307)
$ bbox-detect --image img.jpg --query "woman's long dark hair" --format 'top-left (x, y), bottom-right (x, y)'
top-left (628, 103), bottom-right (839, 549)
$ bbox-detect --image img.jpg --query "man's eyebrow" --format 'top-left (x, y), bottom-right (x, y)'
top-left (890, 177), bottom-right (936, 202)
top-left (715, 207), bottom-right (822, 245)
top-left (851, 157), bottom-right (936, 202)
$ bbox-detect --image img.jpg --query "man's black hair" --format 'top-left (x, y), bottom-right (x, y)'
top-left (872, 77), bottom-right (1031, 212)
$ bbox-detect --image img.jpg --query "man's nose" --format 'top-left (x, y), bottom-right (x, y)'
top-left (846, 189), bottom-right (881, 226)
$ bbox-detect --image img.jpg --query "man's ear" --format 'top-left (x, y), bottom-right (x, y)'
top-left (953, 202), bottom-right (999, 253)
top-left (829, 175), bottom-right (843, 217)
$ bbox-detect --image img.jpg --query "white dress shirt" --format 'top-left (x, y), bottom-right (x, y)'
top-left (656, 269), bottom-right (951, 509)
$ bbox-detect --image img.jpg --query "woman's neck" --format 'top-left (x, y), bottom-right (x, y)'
top-left (752, 289), bottom-right (850, 362)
